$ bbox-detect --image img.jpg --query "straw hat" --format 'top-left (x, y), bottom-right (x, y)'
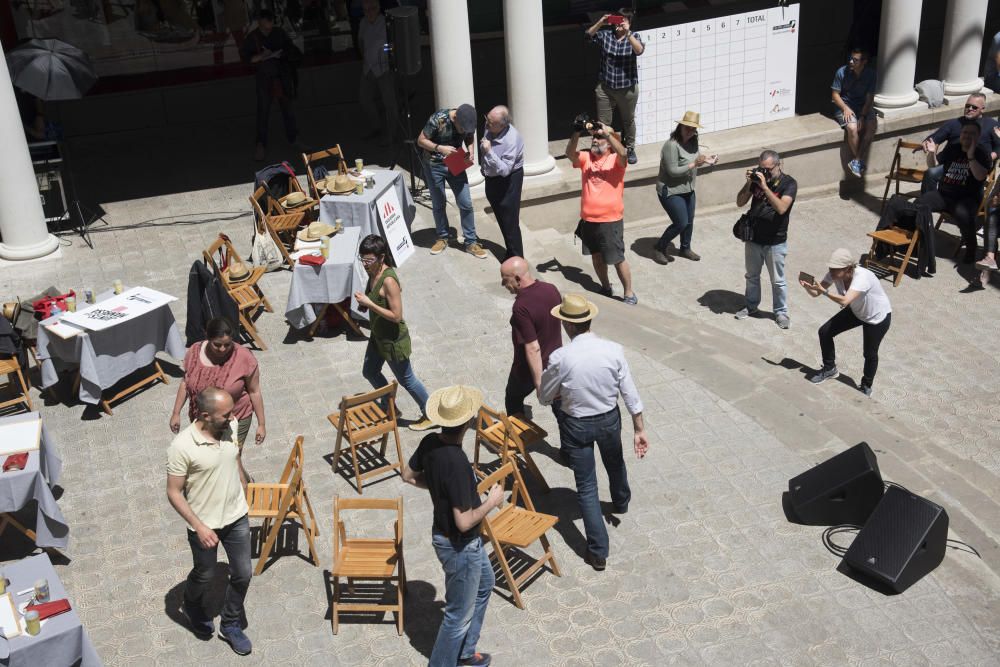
top-left (827, 248), bottom-right (857, 269)
top-left (550, 293), bottom-right (599, 323)
top-left (325, 173), bottom-right (356, 195)
top-left (297, 220), bottom-right (338, 242)
top-left (281, 191), bottom-right (311, 208)
top-left (225, 261), bottom-right (251, 283)
top-left (425, 385), bottom-right (483, 428)
top-left (676, 111), bottom-right (703, 128)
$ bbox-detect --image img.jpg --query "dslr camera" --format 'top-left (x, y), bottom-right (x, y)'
top-left (746, 166), bottom-right (769, 188)
top-left (572, 113), bottom-right (602, 135)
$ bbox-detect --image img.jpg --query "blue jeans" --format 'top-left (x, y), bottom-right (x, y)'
top-left (429, 533), bottom-right (494, 667)
top-left (362, 339), bottom-right (429, 415)
top-left (422, 159), bottom-right (477, 246)
top-left (744, 241), bottom-right (788, 316)
top-left (554, 407), bottom-right (630, 559)
top-left (656, 190), bottom-right (696, 250)
top-left (185, 514), bottom-right (252, 628)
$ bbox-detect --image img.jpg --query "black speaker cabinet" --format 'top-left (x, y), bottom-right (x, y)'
top-left (843, 486), bottom-right (949, 593)
top-left (387, 6), bottom-right (421, 76)
top-left (786, 442), bottom-right (884, 526)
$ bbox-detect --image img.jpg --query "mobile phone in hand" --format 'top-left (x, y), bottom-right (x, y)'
top-left (607, 14), bottom-right (624, 24)
top-left (798, 271), bottom-right (816, 286)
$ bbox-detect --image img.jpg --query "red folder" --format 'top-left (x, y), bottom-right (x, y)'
top-left (298, 253), bottom-right (325, 266)
top-left (443, 147), bottom-right (471, 176)
top-left (26, 598), bottom-right (72, 620)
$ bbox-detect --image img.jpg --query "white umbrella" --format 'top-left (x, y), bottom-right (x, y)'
top-left (6, 38), bottom-right (97, 101)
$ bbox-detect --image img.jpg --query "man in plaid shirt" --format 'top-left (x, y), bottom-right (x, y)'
top-left (586, 9), bottom-right (645, 165)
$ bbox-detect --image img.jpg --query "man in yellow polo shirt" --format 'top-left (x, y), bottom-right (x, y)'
top-left (167, 387), bottom-right (252, 656)
top-left (566, 120), bottom-right (637, 305)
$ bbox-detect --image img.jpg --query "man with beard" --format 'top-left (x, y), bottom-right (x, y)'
top-left (167, 387), bottom-right (252, 655)
top-left (566, 120), bottom-right (637, 305)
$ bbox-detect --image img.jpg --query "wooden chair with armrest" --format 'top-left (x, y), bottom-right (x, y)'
top-left (202, 234), bottom-right (272, 350)
top-left (330, 495), bottom-right (405, 635)
top-left (476, 462), bottom-right (560, 609)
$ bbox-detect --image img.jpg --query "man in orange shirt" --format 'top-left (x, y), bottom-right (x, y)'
top-left (566, 121), bottom-right (636, 304)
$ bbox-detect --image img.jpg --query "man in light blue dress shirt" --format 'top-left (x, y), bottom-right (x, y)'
top-left (539, 293), bottom-right (648, 571)
top-left (480, 105), bottom-right (525, 260)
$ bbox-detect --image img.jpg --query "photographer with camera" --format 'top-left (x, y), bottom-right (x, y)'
top-left (566, 114), bottom-right (637, 305)
top-left (586, 9), bottom-right (644, 165)
top-left (734, 150), bottom-right (798, 329)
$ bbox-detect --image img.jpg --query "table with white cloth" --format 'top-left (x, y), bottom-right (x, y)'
top-left (0, 553), bottom-right (103, 667)
top-left (0, 412), bottom-right (66, 550)
top-left (318, 170), bottom-right (416, 237)
top-left (34, 289), bottom-right (185, 414)
top-left (285, 226), bottom-right (369, 332)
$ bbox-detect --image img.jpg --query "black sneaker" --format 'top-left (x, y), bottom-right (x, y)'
top-left (859, 384), bottom-right (873, 398)
top-left (458, 652), bottom-right (492, 666)
top-left (599, 284), bottom-right (613, 298)
top-left (584, 551), bottom-right (607, 571)
top-left (181, 603), bottom-right (214, 639)
top-left (627, 146), bottom-right (637, 164)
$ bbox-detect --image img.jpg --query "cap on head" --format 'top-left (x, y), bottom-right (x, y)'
top-left (827, 248), bottom-right (856, 269)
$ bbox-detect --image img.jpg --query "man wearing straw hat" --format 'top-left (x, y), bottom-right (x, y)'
top-left (539, 294), bottom-right (648, 571)
top-left (402, 385), bottom-right (504, 667)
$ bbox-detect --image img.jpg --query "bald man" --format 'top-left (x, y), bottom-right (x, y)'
top-left (481, 105), bottom-right (525, 259)
top-left (500, 257), bottom-right (562, 416)
top-left (167, 387), bottom-right (253, 655)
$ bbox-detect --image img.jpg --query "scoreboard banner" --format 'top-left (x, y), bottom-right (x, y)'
top-left (634, 3), bottom-right (800, 146)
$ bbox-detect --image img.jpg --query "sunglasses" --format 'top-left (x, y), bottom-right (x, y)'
top-left (965, 104), bottom-right (982, 111)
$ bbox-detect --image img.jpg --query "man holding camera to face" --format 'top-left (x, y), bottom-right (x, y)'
top-left (734, 150), bottom-right (798, 329)
top-left (586, 9), bottom-right (644, 165)
top-left (566, 115), bottom-right (637, 305)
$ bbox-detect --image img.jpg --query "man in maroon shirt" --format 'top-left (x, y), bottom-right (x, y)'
top-left (500, 257), bottom-right (563, 416)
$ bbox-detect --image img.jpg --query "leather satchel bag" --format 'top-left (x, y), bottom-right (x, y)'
top-left (732, 214), bottom-right (754, 243)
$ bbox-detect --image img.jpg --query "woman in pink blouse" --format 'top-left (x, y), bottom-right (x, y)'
top-left (169, 317), bottom-right (266, 448)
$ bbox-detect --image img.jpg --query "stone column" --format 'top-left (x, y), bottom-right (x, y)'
top-left (428, 0), bottom-right (482, 185)
top-left (873, 0), bottom-right (923, 109)
top-left (0, 44), bottom-right (59, 261)
top-left (941, 0), bottom-right (989, 95)
top-left (503, 0), bottom-right (555, 176)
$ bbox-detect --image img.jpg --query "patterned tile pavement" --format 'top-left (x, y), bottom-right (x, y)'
top-left (0, 177), bottom-right (997, 665)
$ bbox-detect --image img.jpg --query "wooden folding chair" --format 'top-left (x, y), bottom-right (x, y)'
top-left (203, 234), bottom-right (273, 350)
top-left (327, 382), bottom-right (403, 494)
top-left (303, 145), bottom-right (349, 201)
top-left (473, 405), bottom-right (549, 492)
top-left (881, 139), bottom-right (927, 212)
top-left (246, 435), bottom-right (320, 575)
top-left (0, 356), bottom-right (32, 413)
top-left (865, 225), bottom-right (921, 287)
top-left (477, 462), bottom-right (560, 609)
top-left (331, 496), bottom-right (405, 635)
top-left (250, 186), bottom-right (306, 269)
top-left (261, 170), bottom-right (318, 220)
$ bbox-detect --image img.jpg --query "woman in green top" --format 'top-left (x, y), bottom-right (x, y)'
top-left (354, 234), bottom-right (434, 431)
top-left (652, 111), bottom-right (717, 265)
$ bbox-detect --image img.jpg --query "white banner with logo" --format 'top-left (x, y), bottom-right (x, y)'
top-left (375, 187), bottom-right (415, 267)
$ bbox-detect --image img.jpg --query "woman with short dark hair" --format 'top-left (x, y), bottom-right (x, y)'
top-left (169, 316), bottom-right (266, 447)
top-left (355, 234), bottom-right (434, 431)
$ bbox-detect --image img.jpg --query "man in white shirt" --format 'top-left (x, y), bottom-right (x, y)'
top-left (358, 0), bottom-right (397, 144)
top-left (167, 387), bottom-right (252, 655)
top-left (799, 248), bottom-right (892, 398)
top-left (538, 294), bottom-right (648, 571)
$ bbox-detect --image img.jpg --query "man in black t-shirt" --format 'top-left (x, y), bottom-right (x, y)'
top-left (734, 150), bottom-right (798, 329)
top-left (401, 385), bottom-right (503, 667)
top-left (919, 119), bottom-right (990, 264)
top-left (500, 257), bottom-right (563, 417)
top-left (920, 92), bottom-right (999, 193)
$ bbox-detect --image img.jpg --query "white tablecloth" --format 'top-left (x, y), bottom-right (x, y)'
top-left (35, 292), bottom-right (184, 405)
top-left (284, 226), bottom-right (367, 330)
top-left (318, 170), bottom-right (415, 237)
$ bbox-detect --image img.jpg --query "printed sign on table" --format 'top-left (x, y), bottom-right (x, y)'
top-left (60, 287), bottom-right (177, 332)
top-left (375, 187), bottom-right (415, 267)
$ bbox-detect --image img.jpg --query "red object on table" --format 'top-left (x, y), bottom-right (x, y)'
top-left (25, 598), bottom-right (72, 620)
top-left (443, 147), bottom-right (471, 176)
top-left (3, 452), bottom-right (28, 472)
top-left (298, 253), bottom-right (325, 266)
